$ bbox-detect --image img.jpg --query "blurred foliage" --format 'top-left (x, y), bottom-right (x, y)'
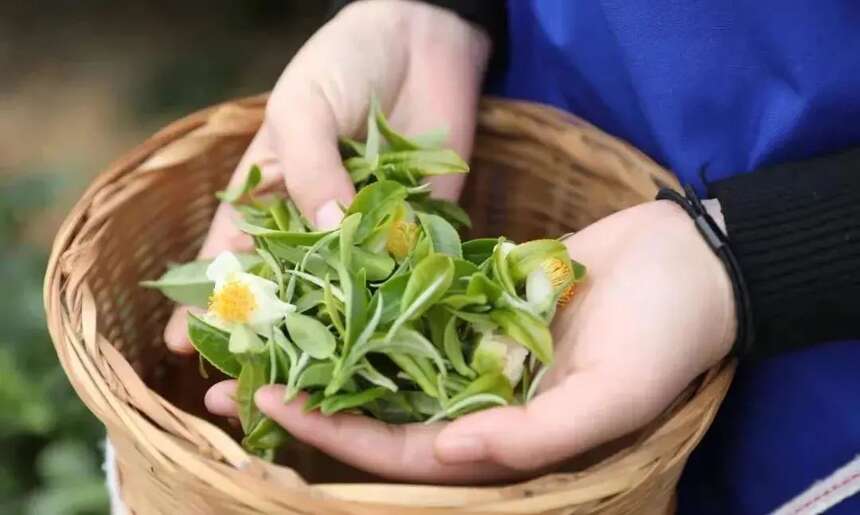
top-left (0, 175), bottom-right (108, 515)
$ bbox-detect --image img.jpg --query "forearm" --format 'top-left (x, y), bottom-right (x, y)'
top-left (709, 148), bottom-right (860, 359)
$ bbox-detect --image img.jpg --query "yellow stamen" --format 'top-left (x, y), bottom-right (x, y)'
top-left (386, 220), bottom-right (419, 259)
top-left (209, 280), bottom-right (257, 323)
top-left (541, 258), bottom-right (576, 306)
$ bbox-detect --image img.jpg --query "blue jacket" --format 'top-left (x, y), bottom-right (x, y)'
top-left (489, 2), bottom-right (860, 513)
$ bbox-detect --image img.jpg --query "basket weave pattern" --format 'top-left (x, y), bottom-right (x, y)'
top-left (45, 95), bottom-right (735, 514)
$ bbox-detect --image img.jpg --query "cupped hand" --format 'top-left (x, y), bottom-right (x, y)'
top-left (206, 200), bottom-right (737, 483)
top-left (164, 0), bottom-right (490, 353)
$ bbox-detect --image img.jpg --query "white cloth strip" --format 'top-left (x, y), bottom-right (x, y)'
top-left (772, 455), bottom-right (860, 515)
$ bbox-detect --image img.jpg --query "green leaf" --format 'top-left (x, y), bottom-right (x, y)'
top-left (426, 393), bottom-right (508, 423)
top-left (388, 254), bottom-right (454, 338)
top-left (357, 358), bottom-right (398, 392)
top-left (374, 102), bottom-right (421, 151)
top-left (339, 136), bottom-right (367, 158)
top-left (235, 352), bottom-right (269, 433)
top-left (441, 293), bottom-right (487, 310)
top-left (466, 272), bottom-right (504, 305)
top-left (295, 289), bottom-right (325, 313)
top-left (351, 327), bottom-right (446, 374)
top-left (295, 361), bottom-right (335, 389)
top-left (345, 180), bottom-right (408, 242)
top-left (490, 308), bottom-right (554, 364)
top-left (323, 275), bottom-right (345, 337)
top-left (461, 238), bottom-right (498, 266)
top-left (389, 354), bottom-right (438, 398)
top-left (187, 314), bottom-right (240, 377)
top-left (237, 220), bottom-right (334, 245)
top-left (409, 128), bottom-right (448, 149)
top-left (320, 387), bottom-right (387, 416)
top-left (507, 239), bottom-right (570, 282)
top-left (372, 273), bottom-right (410, 326)
top-left (339, 212), bottom-right (362, 271)
top-left (444, 317), bottom-right (475, 378)
top-left (337, 260), bottom-right (367, 354)
top-left (492, 240), bottom-right (517, 295)
top-left (449, 372), bottom-right (514, 406)
top-left (345, 156), bottom-right (373, 183)
top-left (269, 200), bottom-right (292, 231)
top-left (217, 164), bottom-right (261, 203)
top-left (380, 149), bottom-right (469, 177)
top-left (352, 246), bottom-right (395, 281)
top-left (416, 212), bottom-right (462, 258)
top-left (140, 254), bottom-right (261, 308)
top-left (256, 247), bottom-right (285, 300)
top-left (242, 418), bottom-right (289, 457)
top-left (284, 312), bottom-right (336, 360)
top-left (416, 198), bottom-right (472, 229)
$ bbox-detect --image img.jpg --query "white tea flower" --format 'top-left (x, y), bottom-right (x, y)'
top-left (206, 251), bottom-right (294, 336)
top-left (470, 332), bottom-right (530, 386)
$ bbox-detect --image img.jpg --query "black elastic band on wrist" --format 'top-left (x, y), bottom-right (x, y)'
top-left (656, 185), bottom-right (754, 357)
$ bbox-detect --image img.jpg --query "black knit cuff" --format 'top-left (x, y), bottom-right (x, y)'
top-left (328, 0), bottom-right (508, 76)
top-left (709, 148), bottom-right (860, 359)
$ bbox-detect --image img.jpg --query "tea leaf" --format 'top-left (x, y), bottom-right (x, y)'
top-left (492, 240), bottom-right (517, 295)
top-left (323, 275), bottom-right (345, 337)
top-left (337, 260), bottom-right (368, 355)
top-left (372, 273), bottom-right (410, 325)
top-left (441, 293), bottom-right (487, 310)
top-left (295, 289), bottom-right (325, 313)
top-left (425, 394), bottom-right (508, 423)
top-left (141, 254), bottom-right (261, 308)
top-left (444, 317), bottom-right (476, 378)
top-left (462, 238), bottom-right (498, 266)
top-left (256, 248), bottom-right (284, 299)
top-left (490, 308), bottom-right (553, 364)
top-left (237, 221), bottom-right (334, 245)
top-left (449, 372), bottom-right (513, 406)
top-left (242, 418), bottom-right (289, 457)
top-left (236, 352), bottom-right (269, 433)
top-left (526, 366), bottom-right (550, 402)
top-left (187, 314), bottom-right (240, 377)
top-left (416, 212), bottom-right (462, 258)
top-left (352, 246), bottom-right (395, 281)
top-left (320, 387), bottom-right (387, 416)
top-left (466, 272), bottom-right (503, 305)
top-left (345, 180), bottom-right (408, 242)
top-left (339, 212), bottom-right (362, 271)
top-left (380, 149), bottom-right (469, 176)
top-left (269, 200), bottom-right (292, 231)
top-left (345, 156), bottom-right (373, 183)
top-left (388, 254), bottom-right (454, 338)
top-left (217, 164), bottom-right (261, 204)
top-left (352, 327), bottom-right (446, 373)
top-left (357, 358), bottom-right (398, 392)
top-left (416, 198), bottom-right (472, 229)
top-left (389, 353), bottom-right (438, 398)
top-left (295, 362), bottom-right (335, 389)
top-left (284, 312), bottom-right (336, 360)
top-left (339, 136), bottom-right (367, 158)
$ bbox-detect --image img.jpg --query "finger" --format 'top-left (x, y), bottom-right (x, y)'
top-left (254, 385), bottom-right (517, 483)
top-left (265, 80), bottom-right (356, 230)
top-left (205, 380), bottom-right (239, 417)
top-left (435, 368), bottom-right (669, 471)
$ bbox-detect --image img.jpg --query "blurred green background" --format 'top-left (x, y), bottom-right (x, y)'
top-left (0, 2), bottom-right (326, 513)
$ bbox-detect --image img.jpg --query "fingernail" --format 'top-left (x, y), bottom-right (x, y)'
top-left (315, 199), bottom-right (344, 230)
top-left (436, 435), bottom-right (486, 463)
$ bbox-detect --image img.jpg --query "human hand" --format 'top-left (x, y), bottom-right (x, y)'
top-left (164, 0), bottom-right (490, 353)
top-left (205, 200), bottom-right (737, 483)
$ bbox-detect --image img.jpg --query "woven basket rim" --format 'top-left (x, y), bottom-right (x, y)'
top-left (44, 94), bottom-right (735, 514)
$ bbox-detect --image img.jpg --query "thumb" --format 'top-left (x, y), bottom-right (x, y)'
top-left (264, 80), bottom-right (356, 230)
top-left (434, 369), bottom-right (666, 471)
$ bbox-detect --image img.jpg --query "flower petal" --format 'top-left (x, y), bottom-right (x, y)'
top-left (207, 251), bottom-right (244, 283)
top-left (526, 268), bottom-right (553, 309)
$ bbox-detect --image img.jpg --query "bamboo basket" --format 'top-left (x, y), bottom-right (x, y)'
top-left (44, 95), bottom-right (735, 514)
